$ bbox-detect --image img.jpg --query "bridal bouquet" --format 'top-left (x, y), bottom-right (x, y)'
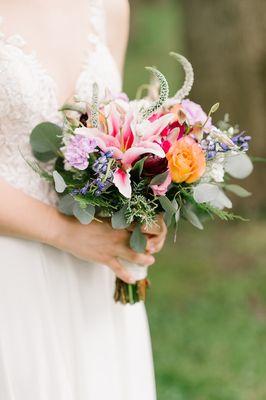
top-left (28, 53), bottom-right (253, 304)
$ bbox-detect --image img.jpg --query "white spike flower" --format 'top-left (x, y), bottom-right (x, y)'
top-left (166, 52), bottom-right (194, 106)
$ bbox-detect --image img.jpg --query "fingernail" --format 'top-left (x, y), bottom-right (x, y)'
top-left (150, 245), bottom-right (156, 254)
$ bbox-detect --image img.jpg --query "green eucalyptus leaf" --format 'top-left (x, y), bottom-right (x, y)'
top-left (225, 184), bottom-right (251, 198)
top-left (172, 198), bottom-right (180, 224)
top-left (132, 156), bottom-right (147, 177)
top-left (58, 194), bottom-right (76, 216)
top-left (159, 196), bottom-right (176, 215)
top-left (130, 224), bottom-right (147, 253)
top-left (73, 203), bottom-right (95, 224)
top-left (53, 171), bottom-right (67, 193)
top-left (172, 198), bottom-right (179, 211)
top-left (175, 208), bottom-right (180, 224)
top-left (183, 205), bottom-right (204, 230)
top-left (30, 122), bottom-right (62, 156)
top-left (150, 170), bottom-right (169, 186)
top-left (111, 206), bottom-right (130, 229)
top-left (59, 103), bottom-right (85, 113)
top-left (163, 211), bottom-right (173, 227)
top-left (32, 150), bottom-right (55, 162)
top-left (160, 196), bottom-right (176, 227)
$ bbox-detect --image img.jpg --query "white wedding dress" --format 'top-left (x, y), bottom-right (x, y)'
top-left (0, 2), bottom-right (156, 399)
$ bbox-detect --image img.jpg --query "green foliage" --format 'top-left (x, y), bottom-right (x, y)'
top-left (130, 223), bottom-right (147, 253)
top-left (159, 196), bottom-right (177, 227)
top-left (131, 156), bottom-right (147, 177)
top-left (30, 122), bottom-right (62, 161)
top-left (182, 204), bottom-right (204, 230)
top-left (53, 171), bottom-right (67, 193)
top-left (58, 194), bottom-right (75, 215)
top-left (59, 103), bottom-right (85, 113)
top-left (200, 203), bottom-right (249, 222)
top-left (180, 187), bottom-right (248, 223)
top-left (124, 192), bottom-right (157, 228)
top-left (73, 203), bottom-right (95, 224)
top-left (224, 184), bottom-right (251, 198)
top-left (23, 158), bottom-right (53, 182)
top-left (111, 205), bottom-right (131, 229)
top-left (150, 170), bottom-right (169, 186)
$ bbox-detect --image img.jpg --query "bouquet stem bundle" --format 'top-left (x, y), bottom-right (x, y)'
top-left (114, 278), bottom-right (149, 304)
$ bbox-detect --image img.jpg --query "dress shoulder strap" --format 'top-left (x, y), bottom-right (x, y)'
top-left (88, 0), bottom-right (106, 44)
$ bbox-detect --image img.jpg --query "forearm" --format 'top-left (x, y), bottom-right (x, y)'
top-left (0, 178), bottom-right (63, 245)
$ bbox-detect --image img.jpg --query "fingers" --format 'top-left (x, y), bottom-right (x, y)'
top-left (146, 232), bottom-right (166, 254)
top-left (108, 258), bottom-right (135, 284)
top-left (119, 246), bottom-right (155, 267)
top-left (142, 214), bottom-right (167, 236)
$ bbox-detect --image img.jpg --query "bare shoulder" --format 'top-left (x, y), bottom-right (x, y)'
top-left (104, 0), bottom-right (130, 76)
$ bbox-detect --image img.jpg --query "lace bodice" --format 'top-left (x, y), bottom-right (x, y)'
top-left (0, 0), bottom-right (122, 204)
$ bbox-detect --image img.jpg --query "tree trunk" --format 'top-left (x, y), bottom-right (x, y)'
top-left (182, 0), bottom-right (266, 210)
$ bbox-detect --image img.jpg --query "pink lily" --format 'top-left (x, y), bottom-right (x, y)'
top-left (75, 103), bottom-right (175, 198)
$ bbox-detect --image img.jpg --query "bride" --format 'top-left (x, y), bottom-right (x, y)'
top-left (0, 0), bottom-right (167, 398)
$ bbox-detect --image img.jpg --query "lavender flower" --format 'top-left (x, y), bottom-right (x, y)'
top-left (201, 138), bottom-right (218, 160)
top-left (92, 151), bottom-right (114, 196)
top-left (219, 133), bottom-right (251, 152)
top-left (65, 134), bottom-right (97, 170)
top-left (231, 133), bottom-right (251, 151)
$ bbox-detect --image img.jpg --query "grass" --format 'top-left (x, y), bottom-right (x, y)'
top-left (124, 2), bottom-right (266, 398)
top-left (147, 220), bottom-right (266, 400)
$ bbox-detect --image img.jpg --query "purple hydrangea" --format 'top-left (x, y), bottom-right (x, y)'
top-left (65, 134), bottom-right (97, 170)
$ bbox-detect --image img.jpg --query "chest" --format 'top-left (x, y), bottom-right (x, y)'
top-left (0, 3), bottom-right (93, 103)
top-left (0, 5), bottom-right (122, 123)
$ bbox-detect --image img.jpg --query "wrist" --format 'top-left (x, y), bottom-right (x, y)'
top-left (42, 206), bottom-right (70, 249)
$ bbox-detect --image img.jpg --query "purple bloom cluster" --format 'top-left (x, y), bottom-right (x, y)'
top-left (201, 132), bottom-right (251, 160)
top-left (222, 133), bottom-right (251, 152)
top-left (65, 134), bottom-right (97, 170)
top-left (92, 151), bottom-right (114, 196)
top-left (71, 151), bottom-right (115, 197)
top-left (201, 138), bottom-right (219, 160)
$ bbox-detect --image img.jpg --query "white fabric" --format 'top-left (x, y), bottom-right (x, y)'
top-left (120, 259), bottom-right (148, 281)
top-left (0, 2), bottom-right (156, 399)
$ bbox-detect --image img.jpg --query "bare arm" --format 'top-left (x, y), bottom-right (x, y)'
top-left (0, 178), bottom-right (155, 283)
top-left (0, 178), bottom-right (58, 244)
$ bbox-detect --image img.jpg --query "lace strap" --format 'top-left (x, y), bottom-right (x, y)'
top-left (88, 0), bottom-right (106, 44)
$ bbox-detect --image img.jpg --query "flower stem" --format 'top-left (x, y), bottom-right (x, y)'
top-left (128, 284), bottom-right (134, 305)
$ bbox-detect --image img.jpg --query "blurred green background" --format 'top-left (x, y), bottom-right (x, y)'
top-left (125, 1), bottom-right (266, 399)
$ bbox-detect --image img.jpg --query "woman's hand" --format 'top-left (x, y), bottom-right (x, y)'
top-left (0, 180), bottom-right (157, 284)
top-left (127, 214), bottom-right (168, 255)
top-left (143, 214), bottom-right (168, 254)
top-left (49, 214), bottom-right (155, 284)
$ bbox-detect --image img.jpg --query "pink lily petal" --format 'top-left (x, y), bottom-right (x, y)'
top-left (107, 103), bottom-right (121, 137)
top-left (122, 142), bottom-right (165, 169)
top-left (167, 127), bottom-right (181, 144)
top-left (113, 168), bottom-right (132, 198)
top-left (75, 127), bottom-right (123, 159)
top-left (138, 113), bottom-right (175, 140)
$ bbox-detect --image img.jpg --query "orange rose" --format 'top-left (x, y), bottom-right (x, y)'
top-left (166, 136), bottom-right (206, 183)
